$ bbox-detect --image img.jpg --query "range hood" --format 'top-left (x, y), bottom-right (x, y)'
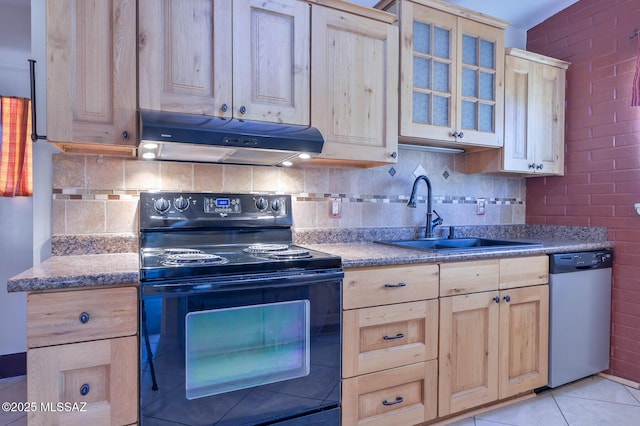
top-left (138, 110), bottom-right (324, 166)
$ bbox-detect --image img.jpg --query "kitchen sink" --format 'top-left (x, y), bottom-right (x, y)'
top-left (376, 237), bottom-right (543, 252)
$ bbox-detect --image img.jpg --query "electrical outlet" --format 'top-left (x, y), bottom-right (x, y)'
top-left (329, 197), bottom-right (342, 218)
top-left (476, 198), bottom-right (486, 215)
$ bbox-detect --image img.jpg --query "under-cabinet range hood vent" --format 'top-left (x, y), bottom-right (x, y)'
top-left (138, 110), bottom-right (324, 166)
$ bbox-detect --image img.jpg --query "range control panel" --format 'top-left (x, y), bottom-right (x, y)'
top-left (139, 192), bottom-right (292, 230)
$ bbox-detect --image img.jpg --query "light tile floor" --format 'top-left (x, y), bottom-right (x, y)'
top-left (1, 374), bottom-right (639, 425)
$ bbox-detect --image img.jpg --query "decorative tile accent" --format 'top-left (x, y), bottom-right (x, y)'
top-left (388, 167), bottom-right (396, 176)
top-left (413, 164), bottom-right (426, 177)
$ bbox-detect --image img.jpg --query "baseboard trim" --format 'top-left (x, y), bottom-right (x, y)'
top-left (0, 352), bottom-right (27, 379)
top-left (599, 373), bottom-right (640, 389)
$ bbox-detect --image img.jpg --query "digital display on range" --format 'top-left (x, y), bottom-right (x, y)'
top-left (204, 197), bottom-right (240, 214)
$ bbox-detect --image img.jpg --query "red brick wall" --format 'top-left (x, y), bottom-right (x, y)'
top-left (526, 0), bottom-right (640, 382)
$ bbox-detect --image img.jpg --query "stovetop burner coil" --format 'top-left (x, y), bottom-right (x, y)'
top-left (161, 249), bottom-right (228, 266)
top-left (243, 243), bottom-right (290, 254)
top-left (266, 249), bottom-right (312, 260)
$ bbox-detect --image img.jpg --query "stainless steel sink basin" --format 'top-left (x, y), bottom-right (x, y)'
top-left (376, 237), bottom-right (543, 252)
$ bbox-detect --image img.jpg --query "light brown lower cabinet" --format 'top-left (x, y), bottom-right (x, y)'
top-left (27, 336), bottom-right (138, 425)
top-left (341, 264), bottom-right (440, 425)
top-left (26, 286), bottom-right (138, 426)
top-left (342, 360), bottom-right (438, 426)
top-left (438, 257), bottom-right (549, 417)
top-left (340, 255), bottom-right (549, 425)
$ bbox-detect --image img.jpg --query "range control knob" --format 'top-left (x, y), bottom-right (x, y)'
top-left (271, 198), bottom-right (283, 212)
top-left (255, 197), bottom-right (268, 211)
top-left (174, 196), bottom-right (190, 211)
top-left (154, 197), bottom-right (171, 214)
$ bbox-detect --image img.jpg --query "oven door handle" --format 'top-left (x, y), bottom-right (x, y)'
top-left (141, 269), bottom-right (344, 296)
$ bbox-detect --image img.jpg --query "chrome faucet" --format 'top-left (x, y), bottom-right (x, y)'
top-left (408, 175), bottom-right (443, 238)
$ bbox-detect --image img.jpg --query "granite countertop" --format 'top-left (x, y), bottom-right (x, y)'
top-left (304, 239), bottom-right (615, 269)
top-left (7, 253), bottom-right (139, 292)
top-left (7, 225), bottom-right (614, 293)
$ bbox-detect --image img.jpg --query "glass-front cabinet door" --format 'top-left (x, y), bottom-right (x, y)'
top-left (456, 18), bottom-right (504, 147)
top-left (397, 0), bottom-right (506, 148)
top-left (400, 5), bottom-right (457, 142)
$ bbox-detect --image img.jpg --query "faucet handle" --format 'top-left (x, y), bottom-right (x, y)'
top-left (431, 210), bottom-right (444, 226)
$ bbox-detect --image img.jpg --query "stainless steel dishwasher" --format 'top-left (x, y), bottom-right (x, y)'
top-left (548, 250), bottom-right (614, 388)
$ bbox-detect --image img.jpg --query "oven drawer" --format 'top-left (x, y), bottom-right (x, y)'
top-left (343, 264), bottom-right (439, 310)
top-left (343, 300), bottom-right (438, 378)
top-left (342, 360), bottom-right (438, 426)
top-left (27, 287), bottom-right (138, 348)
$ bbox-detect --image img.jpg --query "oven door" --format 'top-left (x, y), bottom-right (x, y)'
top-left (140, 270), bottom-right (343, 425)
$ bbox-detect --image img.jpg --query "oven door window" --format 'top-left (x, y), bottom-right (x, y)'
top-left (185, 300), bottom-right (310, 400)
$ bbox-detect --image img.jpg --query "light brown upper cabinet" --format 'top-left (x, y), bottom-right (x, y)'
top-left (139, 0), bottom-right (310, 125)
top-left (310, 3), bottom-right (399, 166)
top-left (46, 0), bottom-right (137, 156)
top-left (466, 49), bottom-right (570, 176)
top-left (379, 0), bottom-right (508, 150)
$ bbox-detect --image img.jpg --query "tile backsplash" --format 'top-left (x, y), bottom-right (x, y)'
top-left (52, 148), bottom-right (526, 235)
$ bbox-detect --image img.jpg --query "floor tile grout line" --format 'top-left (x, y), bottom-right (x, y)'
top-left (551, 392), bottom-right (571, 426)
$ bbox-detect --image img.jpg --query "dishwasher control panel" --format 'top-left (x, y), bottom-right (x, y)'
top-left (549, 250), bottom-right (613, 273)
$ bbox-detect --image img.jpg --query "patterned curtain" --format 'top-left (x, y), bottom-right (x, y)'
top-left (0, 96), bottom-right (33, 196)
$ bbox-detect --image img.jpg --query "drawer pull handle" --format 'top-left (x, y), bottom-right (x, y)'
top-left (383, 333), bottom-right (405, 341)
top-left (80, 383), bottom-right (90, 396)
top-left (382, 396), bottom-right (404, 406)
top-left (79, 312), bottom-right (90, 324)
top-left (384, 283), bottom-right (406, 288)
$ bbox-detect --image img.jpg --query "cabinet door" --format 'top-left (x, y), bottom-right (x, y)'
top-left (531, 62), bottom-right (566, 175)
top-left (399, 3), bottom-right (457, 142)
top-left (498, 285), bottom-right (549, 398)
top-left (456, 17), bottom-right (504, 147)
top-left (439, 291), bottom-right (500, 416)
top-left (138, 0), bottom-right (232, 117)
top-left (502, 54), bottom-right (535, 172)
top-left (311, 5), bottom-right (398, 165)
top-left (28, 336), bottom-right (138, 426)
top-left (47, 0), bottom-right (136, 146)
top-left (233, 0), bottom-right (310, 125)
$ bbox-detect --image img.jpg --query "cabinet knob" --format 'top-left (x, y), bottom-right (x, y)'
top-left (239, 105), bottom-right (247, 115)
top-left (391, 151), bottom-right (397, 159)
top-left (79, 312), bottom-right (90, 324)
top-left (457, 131), bottom-right (464, 139)
top-left (528, 163), bottom-right (536, 169)
top-left (220, 103), bottom-right (228, 113)
top-left (80, 383), bottom-right (90, 396)
top-left (382, 396), bottom-right (404, 406)
top-left (492, 296), bottom-right (500, 303)
top-left (536, 164), bottom-right (544, 170)
top-left (452, 131), bottom-right (464, 139)
top-left (122, 131), bottom-right (129, 140)
top-left (503, 295), bottom-right (511, 303)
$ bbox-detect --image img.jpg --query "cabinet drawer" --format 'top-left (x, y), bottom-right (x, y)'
top-left (27, 287), bottom-right (137, 348)
top-left (439, 260), bottom-right (499, 296)
top-left (343, 264), bottom-right (439, 310)
top-left (343, 300), bottom-right (438, 378)
top-left (500, 255), bottom-right (549, 289)
top-left (342, 360), bottom-right (437, 426)
top-left (28, 335), bottom-right (138, 426)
